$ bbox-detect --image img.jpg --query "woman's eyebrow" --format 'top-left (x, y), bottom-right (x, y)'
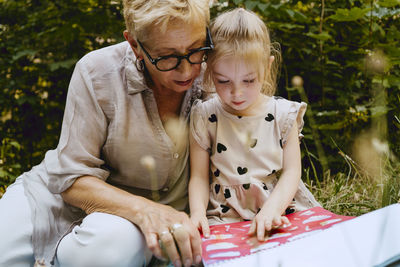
top-left (153, 38), bottom-right (205, 54)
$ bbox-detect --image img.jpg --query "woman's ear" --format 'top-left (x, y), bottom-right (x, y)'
top-left (123, 30), bottom-right (143, 60)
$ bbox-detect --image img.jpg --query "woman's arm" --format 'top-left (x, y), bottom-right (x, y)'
top-left (62, 176), bottom-right (203, 266)
top-left (249, 120), bottom-right (301, 241)
top-left (188, 133), bottom-right (211, 237)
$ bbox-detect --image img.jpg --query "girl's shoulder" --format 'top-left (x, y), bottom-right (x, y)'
top-left (269, 96), bottom-right (307, 115)
top-left (192, 94), bottom-right (220, 114)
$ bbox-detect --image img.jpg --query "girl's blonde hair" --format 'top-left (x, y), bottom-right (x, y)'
top-left (204, 8), bottom-right (281, 96)
top-left (123, 0), bottom-right (210, 43)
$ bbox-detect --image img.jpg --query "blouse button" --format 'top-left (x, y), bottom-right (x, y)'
top-left (173, 153), bottom-right (179, 159)
top-left (162, 187), bottom-right (169, 192)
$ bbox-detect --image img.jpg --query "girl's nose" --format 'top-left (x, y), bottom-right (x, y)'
top-left (231, 85), bottom-right (242, 97)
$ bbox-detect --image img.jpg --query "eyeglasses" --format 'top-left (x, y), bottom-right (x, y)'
top-left (137, 28), bottom-right (214, 72)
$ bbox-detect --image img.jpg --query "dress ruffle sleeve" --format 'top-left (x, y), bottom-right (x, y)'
top-left (277, 99), bottom-right (307, 146)
top-left (189, 100), bottom-right (211, 152)
top-left (46, 58), bottom-right (110, 194)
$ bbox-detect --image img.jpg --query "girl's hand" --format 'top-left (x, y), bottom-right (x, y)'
top-left (136, 200), bottom-right (202, 267)
top-left (190, 212), bottom-right (210, 238)
top-left (248, 206), bottom-right (289, 242)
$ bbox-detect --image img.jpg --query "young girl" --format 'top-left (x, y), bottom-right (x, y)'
top-left (189, 8), bottom-right (320, 242)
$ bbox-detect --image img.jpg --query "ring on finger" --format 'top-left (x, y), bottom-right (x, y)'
top-left (170, 223), bottom-right (183, 234)
top-left (159, 230), bottom-right (171, 239)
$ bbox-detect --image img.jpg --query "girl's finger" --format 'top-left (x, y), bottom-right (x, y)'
top-left (257, 221), bottom-right (267, 241)
top-left (282, 216), bottom-right (290, 225)
top-left (272, 216), bottom-right (282, 226)
top-left (265, 220), bottom-right (272, 232)
top-left (248, 220), bottom-right (257, 235)
top-left (201, 219), bottom-right (210, 238)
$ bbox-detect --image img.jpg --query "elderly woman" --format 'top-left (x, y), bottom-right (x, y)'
top-left (0, 0), bottom-right (212, 266)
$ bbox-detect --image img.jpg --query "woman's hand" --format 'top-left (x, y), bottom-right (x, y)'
top-left (136, 200), bottom-right (202, 267)
top-left (62, 177), bottom-right (202, 267)
top-left (190, 212), bottom-right (210, 238)
top-left (247, 205), bottom-right (289, 242)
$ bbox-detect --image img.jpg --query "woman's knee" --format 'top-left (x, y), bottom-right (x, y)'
top-left (56, 212), bottom-right (151, 267)
top-left (0, 178), bottom-right (35, 266)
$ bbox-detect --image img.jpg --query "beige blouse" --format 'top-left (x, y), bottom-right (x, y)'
top-left (21, 41), bottom-right (203, 265)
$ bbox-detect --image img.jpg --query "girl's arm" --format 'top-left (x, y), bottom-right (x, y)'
top-left (249, 120), bottom-right (301, 241)
top-left (188, 133), bottom-right (211, 237)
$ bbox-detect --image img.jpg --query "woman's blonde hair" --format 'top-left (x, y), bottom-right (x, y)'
top-left (123, 0), bottom-right (210, 43)
top-left (204, 8), bottom-right (281, 96)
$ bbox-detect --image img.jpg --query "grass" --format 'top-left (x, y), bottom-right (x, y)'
top-left (305, 151), bottom-right (400, 217)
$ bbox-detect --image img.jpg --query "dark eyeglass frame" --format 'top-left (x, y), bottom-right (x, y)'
top-left (137, 28), bottom-right (214, 72)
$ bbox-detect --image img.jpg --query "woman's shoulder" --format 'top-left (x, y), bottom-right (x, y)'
top-left (76, 41), bottom-right (130, 75)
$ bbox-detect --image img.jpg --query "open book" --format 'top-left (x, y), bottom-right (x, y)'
top-left (201, 207), bottom-right (355, 266)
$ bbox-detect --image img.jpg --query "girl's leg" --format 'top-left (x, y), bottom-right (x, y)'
top-left (56, 212), bottom-right (152, 267)
top-left (0, 177), bottom-right (35, 266)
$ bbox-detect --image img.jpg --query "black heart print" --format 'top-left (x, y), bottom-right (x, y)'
top-left (237, 116), bottom-right (242, 119)
top-left (285, 207), bottom-right (295, 215)
top-left (237, 167), bottom-right (248, 175)
top-left (220, 204), bottom-right (230, 213)
top-left (215, 184), bottom-right (220, 194)
top-left (242, 183), bottom-right (250, 190)
top-left (214, 169), bottom-right (220, 177)
top-left (265, 113), bottom-right (274, 122)
top-left (268, 170), bottom-right (276, 176)
top-left (217, 143), bottom-right (227, 153)
top-left (249, 139), bottom-right (257, 148)
top-left (208, 114), bottom-right (217, 122)
top-left (224, 189), bottom-right (231, 199)
top-left (263, 183), bottom-right (268, 190)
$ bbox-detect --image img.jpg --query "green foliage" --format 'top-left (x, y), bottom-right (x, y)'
top-left (1, 0), bottom-right (399, 210)
top-left (0, 138), bottom-right (22, 188)
top-left (0, 0), bottom-right (125, 189)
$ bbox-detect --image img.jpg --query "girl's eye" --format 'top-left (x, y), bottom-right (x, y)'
top-left (244, 79), bottom-right (256, 83)
top-left (217, 80), bottom-right (229, 84)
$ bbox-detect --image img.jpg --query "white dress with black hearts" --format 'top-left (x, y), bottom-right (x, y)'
top-left (190, 95), bottom-right (321, 224)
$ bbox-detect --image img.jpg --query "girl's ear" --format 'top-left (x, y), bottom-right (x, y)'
top-left (269, 55), bottom-right (275, 70)
top-left (123, 30), bottom-right (143, 60)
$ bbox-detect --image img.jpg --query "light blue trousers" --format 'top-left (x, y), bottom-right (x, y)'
top-left (0, 178), bottom-right (152, 267)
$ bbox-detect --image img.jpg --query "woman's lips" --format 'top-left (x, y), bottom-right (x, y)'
top-left (174, 79), bottom-right (192, 86)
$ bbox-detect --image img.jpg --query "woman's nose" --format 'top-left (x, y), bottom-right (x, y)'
top-left (176, 58), bottom-right (192, 74)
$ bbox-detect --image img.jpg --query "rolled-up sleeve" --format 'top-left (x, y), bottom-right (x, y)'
top-left (46, 59), bottom-right (110, 194)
